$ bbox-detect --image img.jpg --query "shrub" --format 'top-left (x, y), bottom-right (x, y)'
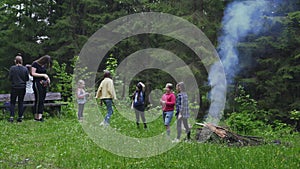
top-left (226, 85), bottom-right (265, 133)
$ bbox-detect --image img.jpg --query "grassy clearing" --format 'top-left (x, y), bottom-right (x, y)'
top-left (0, 105), bottom-right (299, 169)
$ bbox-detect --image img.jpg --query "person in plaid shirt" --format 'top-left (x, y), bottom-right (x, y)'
top-left (173, 82), bottom-right (191, 142)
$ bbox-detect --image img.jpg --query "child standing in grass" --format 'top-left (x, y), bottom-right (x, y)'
top-left (132, 82), bottom-right (147, 129)
top-left (160, 83), bottom-right (176, 137)
top-left (76, 80), bottom-right (88, 121)
top-left (173, 82), bottom-right (191, 143)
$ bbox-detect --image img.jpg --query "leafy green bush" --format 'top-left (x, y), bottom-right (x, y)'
top-left (51, 56), bottom-right (92, 118)
top-left (226, 111), bottom-right (265, 134)
top-left (105, 54), bottom-right (118, 77)
top-left (226, 86), bottom-right (265, 133)
top-left (290, 110), bottom-right (300, 131)
top-left (52, 60), bottom-right (73, 102)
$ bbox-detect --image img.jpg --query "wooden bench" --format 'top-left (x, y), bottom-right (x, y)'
top-left (0, 92), bottom-right (67, 117)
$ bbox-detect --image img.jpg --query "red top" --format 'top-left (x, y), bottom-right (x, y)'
top-left (161, 92), bottom-right (176, 112)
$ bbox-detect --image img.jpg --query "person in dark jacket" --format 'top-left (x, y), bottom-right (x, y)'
top-left (132, 82), bottom-right (147, 129)
top-left (8, 55), bottom-right (29, 123)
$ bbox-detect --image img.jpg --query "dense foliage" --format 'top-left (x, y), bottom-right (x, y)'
top-left (0, 0), bottom-right (299, 130)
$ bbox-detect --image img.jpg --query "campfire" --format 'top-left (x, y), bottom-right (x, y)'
top-left (196, 123), bottom-right (265, 146)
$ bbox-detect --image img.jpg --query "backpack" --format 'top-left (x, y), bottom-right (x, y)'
top-left (133, 91), bottom-right (145, 107)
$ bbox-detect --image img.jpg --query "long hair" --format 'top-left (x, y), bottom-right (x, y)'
top-left (35, 55), bottom-right (52, 68)
top-left (177, 82), bottom-right (185, 92)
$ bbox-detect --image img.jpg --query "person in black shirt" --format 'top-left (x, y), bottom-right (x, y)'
top-left (8, 55), bottom-right (29, 123)
top-left (31, 55), bottom-right (52, 122)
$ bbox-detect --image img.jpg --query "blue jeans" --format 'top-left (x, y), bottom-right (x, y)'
top-left (163, 111), bottom-right (174, 126)
top-left (103, 99), bottom-right (113, 124)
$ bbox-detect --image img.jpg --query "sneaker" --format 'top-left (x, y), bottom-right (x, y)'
top-left (187, 131), bottom-right (191, 140)
top-left (17, 118), bottom-right (22, 123)
top-left (184, 139), bottom-right (192, 143)
top-left (99, 121), bottom-right (108, 127)
top-left (172, 138), bottom-right (180, 143)
top-left (34, 118), bottom-right (44, 122)
top-left (8, 118), bottom-right (14, 123)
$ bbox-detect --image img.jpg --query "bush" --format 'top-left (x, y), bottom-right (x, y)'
top-left (226, 85), bottom-right (265, 133)
top-left (226, 111), bottom-right (264, 133)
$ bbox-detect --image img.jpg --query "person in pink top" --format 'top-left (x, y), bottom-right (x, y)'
top-left (160, 83), bottom-right (176, 137)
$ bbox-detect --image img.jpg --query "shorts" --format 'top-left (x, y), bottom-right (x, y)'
top-left (163, 111), bottom-right (174, 126)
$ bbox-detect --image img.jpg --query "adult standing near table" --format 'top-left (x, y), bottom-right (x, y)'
top-left (31, 55), bottom-right (52, 122)
top-left (8, 55), bottom-right (29, 123)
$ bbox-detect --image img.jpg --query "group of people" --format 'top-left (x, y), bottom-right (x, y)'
top-left (88, 70), bottom-right (191, 142)
top-left (160, 82), bottom-right (191, 142)
top-left (9, 54), bottom-right (191, 141)
top-left (8, 54), bottom-right (52, 122)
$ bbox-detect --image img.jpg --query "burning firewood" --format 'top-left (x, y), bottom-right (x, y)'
top-left (196, 122), bottom-right (265, 146)
top-left (196, 123), bottom-right (227, 138)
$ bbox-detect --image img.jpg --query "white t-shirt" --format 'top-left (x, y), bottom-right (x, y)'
top-left (26, 74), bottom-right (34, 94)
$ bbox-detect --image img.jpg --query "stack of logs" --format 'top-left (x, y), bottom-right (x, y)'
top-left (196, 123), bottom-right (265, 146)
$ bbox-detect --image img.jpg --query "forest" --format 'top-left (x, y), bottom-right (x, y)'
top-left (0, 0), bottom-right (299, 132)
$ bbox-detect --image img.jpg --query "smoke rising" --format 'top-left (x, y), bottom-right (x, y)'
top-left (218, 0), bottom-right (270, 84)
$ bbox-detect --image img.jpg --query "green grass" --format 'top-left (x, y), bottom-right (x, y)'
top-left (0, 105), bottom-right (299, 169)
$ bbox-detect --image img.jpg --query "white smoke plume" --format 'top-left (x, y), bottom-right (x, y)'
top-left (218, 0), bottom-right (270, 84)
